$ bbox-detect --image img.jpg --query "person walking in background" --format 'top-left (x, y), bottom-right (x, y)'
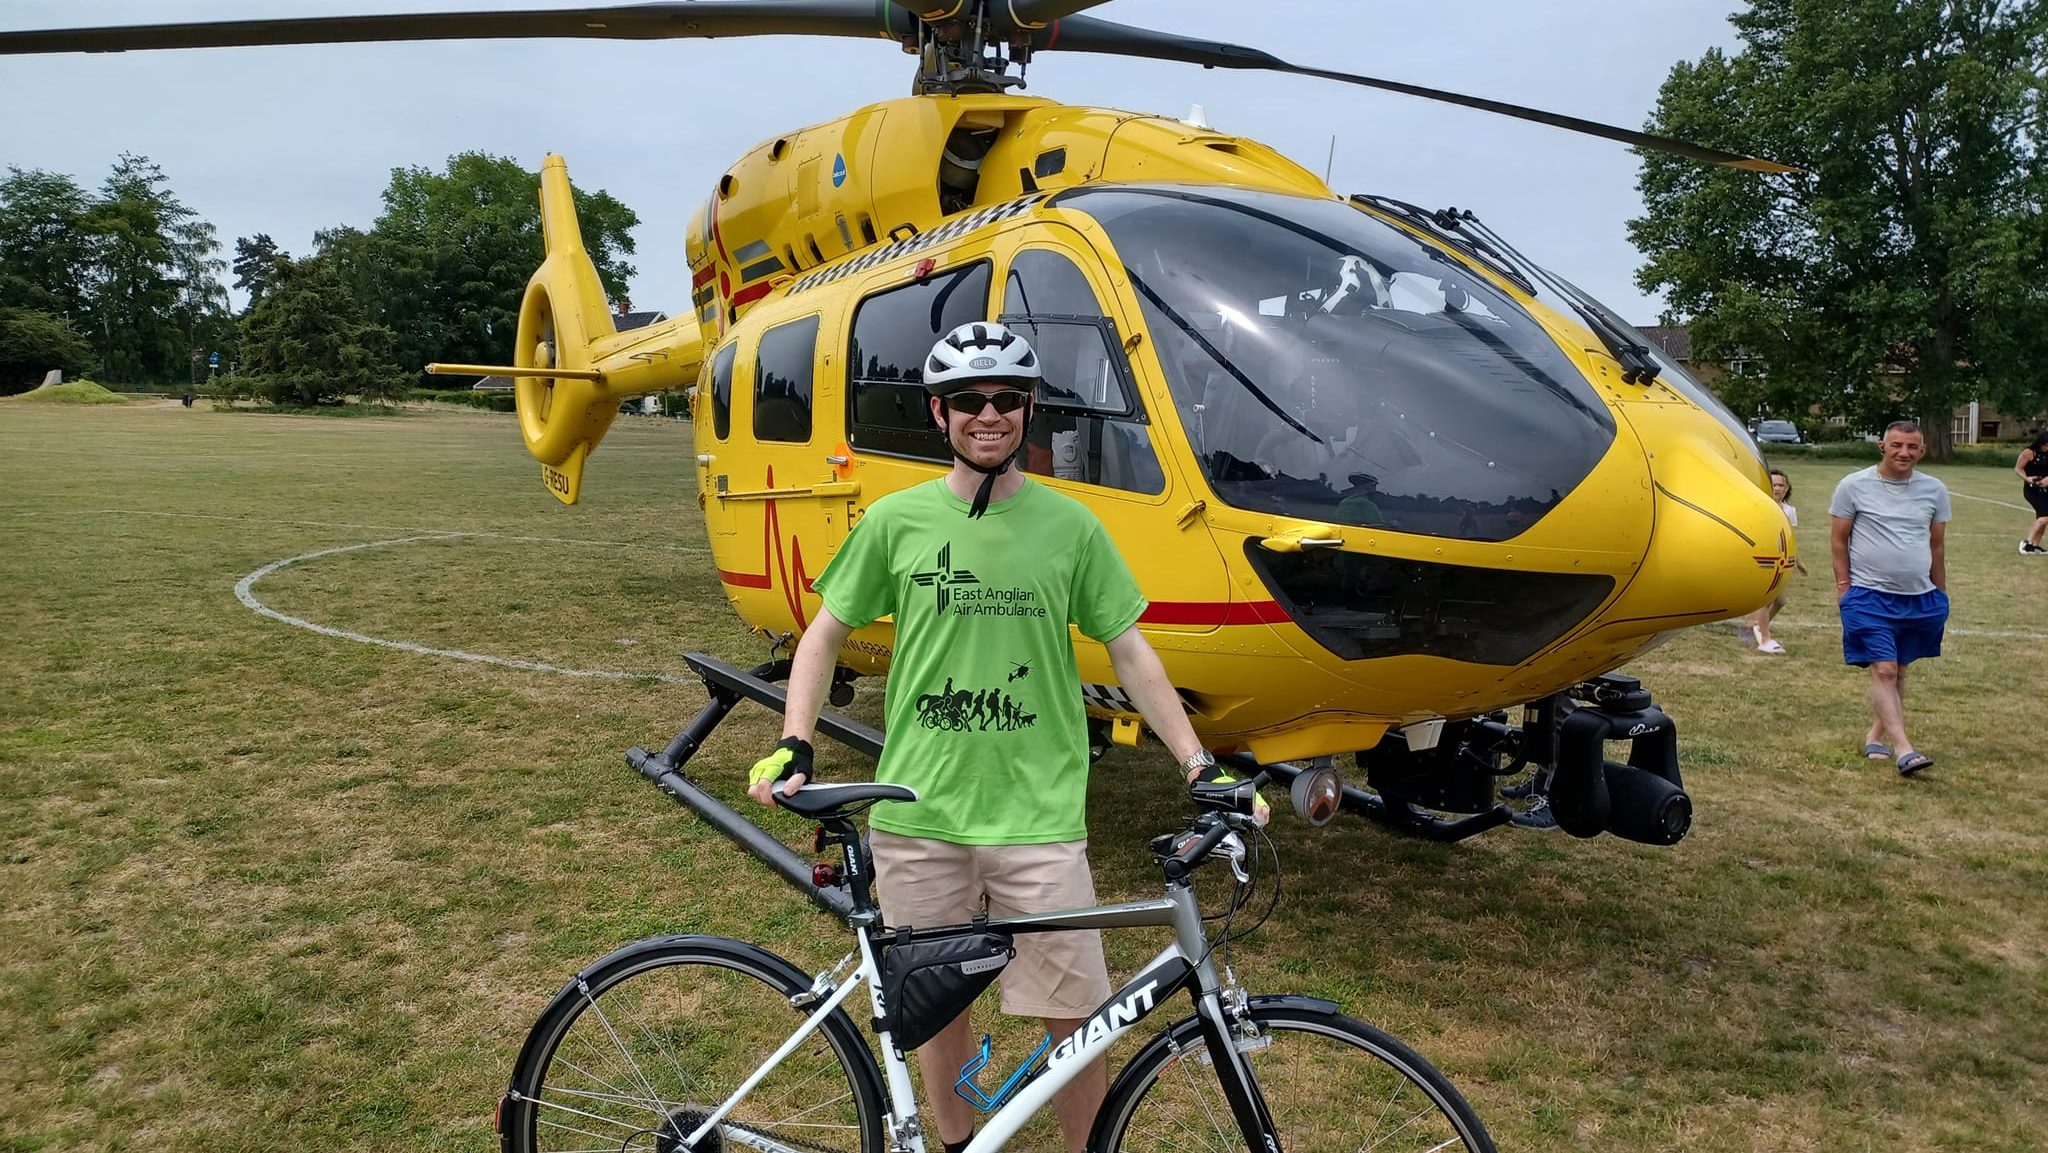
top-left (2016, 430), bottom-right (2048, 554)
top-left (1748, 468), bottom-right (1807, 653)
top-left (1829, 421), bottom-right (1950, 777)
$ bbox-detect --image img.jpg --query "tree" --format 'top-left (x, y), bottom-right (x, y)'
top-left (0, 307), bottom-right (94, 394)
top-left (240, 253), bottom-right (407, 406)
top-left (356, 152), bottom-right (638, 380)
top-left (1630, 0), bottom-right (2048, 453)
top-left (232, 233), bottom-right (289, 308)
top-left (0, 168), bottom-right (96, 324)
top-left (85, 153), bottom-right (230, 385)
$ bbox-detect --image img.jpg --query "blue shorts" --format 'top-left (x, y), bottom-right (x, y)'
top-left (1840, 586), bottom-right (1948, 667)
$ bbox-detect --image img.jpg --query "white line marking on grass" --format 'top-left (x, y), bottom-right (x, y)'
top-left (8, 507), bottom-right (709, 554)
top-left (1949, 490), bottom-right (2030, 512)
top-left (233, 535), bottom-right (703, 685)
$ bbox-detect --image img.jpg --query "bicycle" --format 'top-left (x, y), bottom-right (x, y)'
top-left (498, 772), bottom-right (1496, 1153)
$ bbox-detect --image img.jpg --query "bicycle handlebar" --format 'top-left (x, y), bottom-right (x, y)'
top-left (1152, 805), bottom-right (1261, 883)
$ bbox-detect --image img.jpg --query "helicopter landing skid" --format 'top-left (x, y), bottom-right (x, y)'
top-left (624, 652), bottom-right (881, 920)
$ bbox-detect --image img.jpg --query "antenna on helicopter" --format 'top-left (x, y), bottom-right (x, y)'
top-left (1183, 103), bottom-right (1209, 129)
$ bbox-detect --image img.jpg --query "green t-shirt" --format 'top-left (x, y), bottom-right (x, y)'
top-left (814, 478), bottom-right (1146, 844)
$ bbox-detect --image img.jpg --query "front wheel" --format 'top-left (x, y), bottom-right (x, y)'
top-left (1093, 1001), bottom-right (1495, 1153)
top-left (501, 936), bottom-right (887, 1153)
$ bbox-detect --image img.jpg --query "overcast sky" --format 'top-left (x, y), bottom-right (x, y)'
top-left (0, 1), bottom-right (1753, 325)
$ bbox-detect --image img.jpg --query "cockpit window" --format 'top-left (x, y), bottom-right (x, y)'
top-left (1056, 185), bottom-right (1616, 542)
top-left (1000, 248), bottom-right (1164, 496)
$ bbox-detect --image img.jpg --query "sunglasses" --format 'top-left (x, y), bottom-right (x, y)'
top-left (941, 389), bottom-right (1031, 417)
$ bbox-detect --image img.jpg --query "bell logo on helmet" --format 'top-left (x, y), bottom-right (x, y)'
top-left (922, 321), bottom-right (1043, 397)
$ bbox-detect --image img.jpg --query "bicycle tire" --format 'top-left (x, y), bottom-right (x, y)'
top-left (1092, 998), bottom-right (1495, 1153)
top-left (501, 935), bottom-right (887, 1153)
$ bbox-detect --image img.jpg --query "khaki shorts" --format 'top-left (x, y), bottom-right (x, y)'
top-left (869, 830), bottom-right (1112, 1019)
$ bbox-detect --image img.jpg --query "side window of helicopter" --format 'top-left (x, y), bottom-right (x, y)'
top-left (753, 314), bottom-right (819, 443)
top-left (999, 250), bottom-right (1164, 496)
top-left (846, 260), bottom-right (991, 462)
top-left (708, 341), bottom-right (737, 441)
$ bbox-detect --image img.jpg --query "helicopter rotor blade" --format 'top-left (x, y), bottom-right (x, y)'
top-left (1030, 15), bottom-right (1798, 174)
top-left (0, 2), bottom-right (918, 56)
top-left (993, 1), bottom-right (1118, 31)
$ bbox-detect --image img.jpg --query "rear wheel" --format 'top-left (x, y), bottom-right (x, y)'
top-left (501, 938), bottom-right (886, 1153)
top-left (1094, 1003), bottom-right (1495, 1153)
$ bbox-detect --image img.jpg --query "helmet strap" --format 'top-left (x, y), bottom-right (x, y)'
top-left (962, 456), bottom-right (1009, 519)
top-left (945, 398), bottom-right (1032, 519)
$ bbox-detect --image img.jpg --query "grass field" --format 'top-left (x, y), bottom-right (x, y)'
top-left (2, 402), bottom-right (2043, 1152)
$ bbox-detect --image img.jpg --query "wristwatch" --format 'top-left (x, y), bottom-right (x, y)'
top-left (1181, 749), bottom-right (1218, 778)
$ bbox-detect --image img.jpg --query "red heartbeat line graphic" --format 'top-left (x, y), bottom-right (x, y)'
top-left (715, 466), bottom-right (817, 629)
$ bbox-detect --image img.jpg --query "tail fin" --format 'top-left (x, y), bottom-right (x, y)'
top-left (509, 155), bottom-right (703, 504)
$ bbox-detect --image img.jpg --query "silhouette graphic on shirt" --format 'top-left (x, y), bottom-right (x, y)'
top-left (914, 676), bottom-right (1037, 732)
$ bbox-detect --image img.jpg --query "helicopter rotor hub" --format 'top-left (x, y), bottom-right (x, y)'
top-left (912, 5), bottom-right (1028, 95)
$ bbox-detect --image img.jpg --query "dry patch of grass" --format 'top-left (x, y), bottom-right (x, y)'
top-left (1, 407), bottom-right (2042, 1151)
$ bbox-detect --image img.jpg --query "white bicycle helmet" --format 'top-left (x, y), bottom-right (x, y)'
top-left (923, 322), bottom-right (1041, 396)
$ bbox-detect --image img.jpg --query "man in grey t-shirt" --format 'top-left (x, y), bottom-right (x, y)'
top-left (1829, 421), bottom-right (1951, 776)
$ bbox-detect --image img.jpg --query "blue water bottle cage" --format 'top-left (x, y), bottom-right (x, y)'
top-left (954, 1032), bottom-right (1054, 1112)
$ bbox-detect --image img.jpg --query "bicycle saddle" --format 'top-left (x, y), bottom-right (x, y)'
top-left (777, 781), bottom-right (919, 819)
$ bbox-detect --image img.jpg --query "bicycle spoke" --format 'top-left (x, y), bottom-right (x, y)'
top-left (577, 984), bottom-right (677, 1120)
top-left (1103, 1014), bottom-right (1489, 1153)
top-left (508, 949), bottom-right (881, 1153)
top-left (531, 1107), bottom-right (657, 1149)
top-left (538, 1083), bottom-right (675, 1115)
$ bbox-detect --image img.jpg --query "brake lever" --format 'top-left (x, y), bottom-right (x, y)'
top-left (1219, 831), bottom-right (1251, 884)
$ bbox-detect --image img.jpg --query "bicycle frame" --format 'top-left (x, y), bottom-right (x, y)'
top-left (681, 881), bottom-right (1274, 1153)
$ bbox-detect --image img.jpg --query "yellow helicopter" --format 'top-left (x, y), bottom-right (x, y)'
top-left (5, 2), bottom-right (1801, 846)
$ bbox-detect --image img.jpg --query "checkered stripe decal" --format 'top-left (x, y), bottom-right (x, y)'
top-left (787, 194), bottom-right (1048, 296)
top-left (1080, 683), bottom-right (1139, 713)
top-left (1079, 683), bottom-right (1196, 716)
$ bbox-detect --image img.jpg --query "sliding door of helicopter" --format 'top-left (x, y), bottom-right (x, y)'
top-left (705, 309), bottom-right (853, 634)
top-left (992, 232), bottom-right (1233, 648)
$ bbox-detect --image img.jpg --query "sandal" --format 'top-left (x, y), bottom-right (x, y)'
top-left (1863, 742), bottom-right (1893, 760)
top-left (1896, 751), bottom-right (1935, 776)
top-left (1757, 639), bottom-right (1786, 654)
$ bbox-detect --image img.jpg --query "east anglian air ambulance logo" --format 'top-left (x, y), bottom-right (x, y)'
top-left (910, 543), bottom-right (978, 613)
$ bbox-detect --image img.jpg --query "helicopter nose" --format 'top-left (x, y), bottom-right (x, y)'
top-left (1594, 426), bottom-right (1791, 640)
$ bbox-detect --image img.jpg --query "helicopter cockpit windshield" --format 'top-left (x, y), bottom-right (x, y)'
top-left (1060, 186), bottom-right (1617, 542)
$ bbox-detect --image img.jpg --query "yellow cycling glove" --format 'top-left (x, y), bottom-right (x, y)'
top-left (749, 737), bottom-right (814, 791)
top-left (1190, 763), bottom-right (1272, 827)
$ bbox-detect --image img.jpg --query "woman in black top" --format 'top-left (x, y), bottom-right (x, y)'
top-left (2018, 430), bottom-right (2048, 554)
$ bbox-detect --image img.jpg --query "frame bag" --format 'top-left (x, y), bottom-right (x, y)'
top-left (878, 925), bottom-right (1015, 1051)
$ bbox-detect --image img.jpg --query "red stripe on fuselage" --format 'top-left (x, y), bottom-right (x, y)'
top-left (731, 280), bottom-right (777, 309)
top-left (1139, 601), bottom-right (1290, 627)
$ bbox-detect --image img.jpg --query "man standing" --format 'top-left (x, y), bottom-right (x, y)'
top-left (1829, 420), bottom-right (1952, 776)
top-left (748, 322), bottom-right (1260, 1153)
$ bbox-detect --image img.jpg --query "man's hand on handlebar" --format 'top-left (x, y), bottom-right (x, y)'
top-left (1186, 760), bottom-right (1272, 827)
top-left (748, 737), bottom-right (813, 805)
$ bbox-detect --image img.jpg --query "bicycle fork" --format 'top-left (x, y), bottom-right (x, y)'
top-left (1188, 988), bottom-right (1281, 1153)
